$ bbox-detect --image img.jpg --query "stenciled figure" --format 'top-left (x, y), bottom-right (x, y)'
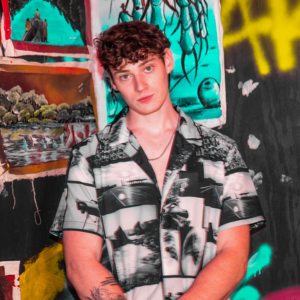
top-left (132, 0), bottom-right (145, 20)
top-left (22, 9), bottom-right (44, 43)
top-left (50, 21), bottom-right (265, 300)
top-left (25, 18), bottom-right (31, 32)
top-left (43, 19), bottom-right (48, 42)
top-left (141, 0), bottom-right (178, 31)
top-left (171, 0), bottom-right (208, 82)
top-left (119, 0), bottom-right (133, 23)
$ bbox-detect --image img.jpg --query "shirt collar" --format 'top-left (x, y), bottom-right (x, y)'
top-left (107, 105), bottom-right (202, 149)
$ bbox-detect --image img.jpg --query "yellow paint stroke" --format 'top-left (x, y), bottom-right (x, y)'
top-left (20, 243), bottom-right (65, 300)
top-left (221, 0), bottom-right (300, 75)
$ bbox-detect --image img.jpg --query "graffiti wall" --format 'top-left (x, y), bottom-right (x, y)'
top-left (219, 0), bottom-right (300, 298)
top-left (1, 0), bottom-right (300, 299)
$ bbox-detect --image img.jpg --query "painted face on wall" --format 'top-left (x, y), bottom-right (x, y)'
top-left (110, 48), bottom-right (174, 116)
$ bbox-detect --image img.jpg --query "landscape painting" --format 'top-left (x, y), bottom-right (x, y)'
top-left (0, 64), bottom-right (97, 173)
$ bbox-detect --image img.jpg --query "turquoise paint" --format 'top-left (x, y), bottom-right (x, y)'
top-left (103, 1), bottom-right (222, 123)
top-left (10, 0), bottom-right (84, 46)
top-left (233, 286), bottom-right (260, 300)
top-left (231, 244), bottom-right (273, 300)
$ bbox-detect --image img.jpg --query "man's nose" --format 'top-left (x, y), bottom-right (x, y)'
top-left (134, 75), bottom-right (147, 92)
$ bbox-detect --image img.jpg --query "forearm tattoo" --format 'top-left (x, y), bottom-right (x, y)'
top-left (86, 277), bottom-right (126, 300)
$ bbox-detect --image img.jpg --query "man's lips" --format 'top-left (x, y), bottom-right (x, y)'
top-left (137, 94), bottom-right (154, 102)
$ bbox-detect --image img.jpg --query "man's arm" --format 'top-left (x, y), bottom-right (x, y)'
top-left (179, 224), bottom-right (250, 300)
top-left (63, 231), bottom-right (126, 300)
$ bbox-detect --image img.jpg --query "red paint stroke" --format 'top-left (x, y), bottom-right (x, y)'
top-left (64, 124), bottom-right (80, 148)
top-left (91, 129), bottom-right (98, 135)
top-left (64, 124), bottom-right (71, 147)
top-left (12, 41), bottom-right (88, 54)
top-left (0, 266), bottom-right (15, 300)
top-left (64, 124), bottom-right (98, 148)
top-left (84, 124), bottom-right (90, 138)
top-left (2, 0), bottom-right (12, 40)
top-left (265, 286), bottom-right (300, 300)
top-left (76, 132), bottom-right (84, 140)
top-left (84, 0), bottom-right (92, 46)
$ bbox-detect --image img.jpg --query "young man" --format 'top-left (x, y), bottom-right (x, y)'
top-left (51, 21), bottom-right (265, 300)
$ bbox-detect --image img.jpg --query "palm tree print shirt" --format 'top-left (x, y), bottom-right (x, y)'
top-left (50, 106), bottom-right (265, 300)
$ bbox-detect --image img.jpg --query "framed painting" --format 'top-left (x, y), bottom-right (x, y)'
top-left (0, 62), bottom-right (98, 175)
top-left (0, 0), bottom-right (92, 57)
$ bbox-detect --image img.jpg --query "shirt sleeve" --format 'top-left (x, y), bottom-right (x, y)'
top-left (50, 136), bottom-right (104, 238)
top-left (219, 142), bottom-right (265, 232)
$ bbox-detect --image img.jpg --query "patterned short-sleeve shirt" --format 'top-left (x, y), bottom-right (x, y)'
top-left (50, 106), bottom-right (265, 300)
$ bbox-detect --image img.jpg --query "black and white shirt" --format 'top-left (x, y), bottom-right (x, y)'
top-left (50, 106), bottom-right (265, 300)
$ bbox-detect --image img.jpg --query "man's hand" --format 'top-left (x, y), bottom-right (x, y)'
top-left (63, 231), bottom-right (126, 300)
top-left (178, 225), bottom-right (250, 300)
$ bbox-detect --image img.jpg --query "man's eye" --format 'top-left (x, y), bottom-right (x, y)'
top-left (145, 66), bottom-right (153, 72)
top-left (120, 75), bottom-right (129, 80)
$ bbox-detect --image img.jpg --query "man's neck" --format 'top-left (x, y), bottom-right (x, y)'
top-left (126, 99), bottom-right (179, 135)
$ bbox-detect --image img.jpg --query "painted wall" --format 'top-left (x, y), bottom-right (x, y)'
top-left (219, 0), bottom-right (300, 298)
top-left (1, 0), bottom-right (300, 299)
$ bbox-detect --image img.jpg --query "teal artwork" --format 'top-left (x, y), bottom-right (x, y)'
top-left (98, 0), bottom-right (224, 126)
top-left (9, 0), bottom-right (86, 46)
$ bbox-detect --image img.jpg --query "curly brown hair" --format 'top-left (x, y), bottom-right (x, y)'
top-left (94, 21), bottom-right (171, 72)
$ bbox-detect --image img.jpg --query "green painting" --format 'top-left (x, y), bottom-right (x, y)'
top-left (8, 0), bottom-right (86, 46)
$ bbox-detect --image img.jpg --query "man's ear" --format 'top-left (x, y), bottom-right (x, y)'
top-left (163, 48), bottom-right (175, 74)
top-left (109, 75), bottom-right (118, 91)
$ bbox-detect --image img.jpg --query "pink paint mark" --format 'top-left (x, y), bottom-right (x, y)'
top-left (265, 287), bottom-right (300, 300)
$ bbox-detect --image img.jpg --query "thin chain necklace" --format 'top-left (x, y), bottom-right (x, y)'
top-left (148, 115), bottom-right (180, 161)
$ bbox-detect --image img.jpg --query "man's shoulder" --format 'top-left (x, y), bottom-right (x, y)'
top-left (197, 123), bottom-right (237, 148)
top-left (71, 132), bottom-right (100, 158)
top-left (72, 121), bottom-right (123, 153)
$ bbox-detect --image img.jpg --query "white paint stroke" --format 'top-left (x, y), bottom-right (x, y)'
top-left (239, 79), bottom-right (259, 97)
top-left (248, 134), bottom-right (260, 150)
top-left (226, 66), bottom-right (236, 73)
top-left (281, 174), bottom-right (292, 183)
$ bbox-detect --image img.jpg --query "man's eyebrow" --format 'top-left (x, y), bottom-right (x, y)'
top-left (112, 69), bottom-right (128, 74)
top-left (140, 58), bottom-right (155, 66)
top-left (112, 58), bottom-right (156, 75)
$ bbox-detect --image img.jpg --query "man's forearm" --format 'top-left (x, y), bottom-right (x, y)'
top-left (66, 258), bottom-right (126, 300)
top-left (178, 248), bottom-right (247, 300)
top-left (179, 225), bottom-right (250, 300)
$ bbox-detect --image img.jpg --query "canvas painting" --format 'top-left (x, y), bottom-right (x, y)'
top-left (1, 0), bottom-right (90, 56)
top-left (0, 63), bottom-right (97, 173)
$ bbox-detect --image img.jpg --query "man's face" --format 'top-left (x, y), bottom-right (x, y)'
top-left (110, 48), bottom-right (174, 116)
